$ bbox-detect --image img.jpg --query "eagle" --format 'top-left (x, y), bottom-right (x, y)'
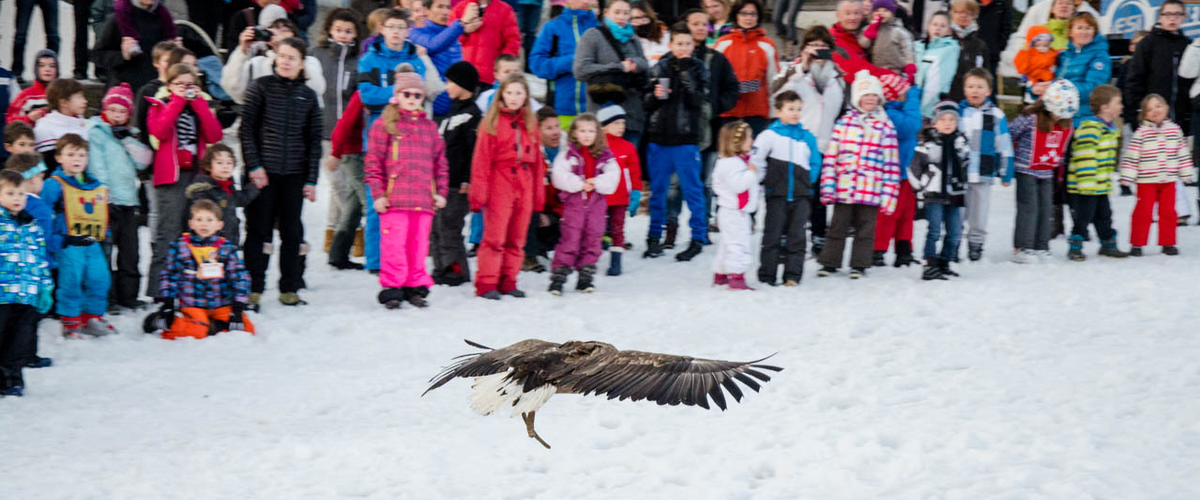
top-left (423, 339), bottom-right (783, 449)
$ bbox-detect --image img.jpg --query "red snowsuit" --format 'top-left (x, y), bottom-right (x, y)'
top-left (470, 107), bottom-right (544, 295)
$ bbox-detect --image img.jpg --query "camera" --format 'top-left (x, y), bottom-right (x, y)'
top-left (815, 48), bottom-right (832, 60)
top-left (253, 26), bottom-right (273, 42)
top-left (185, 88), bottom-right (197, 100)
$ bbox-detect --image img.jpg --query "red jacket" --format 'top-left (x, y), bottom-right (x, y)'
top-left (6, 81), bottom-right (48, 126)
top-left (146, 95), bottom-right (223, 186)
top-left (831, 23), bottom-right (893, 86)
top-left (470, 107), bottom-right (544, 211)
top-left (451, 0), bottom-right (521, 85)
top-left (330, 91), bottom-right (365, 158)
top-left (604, 134), bottom-right (642, 206)
top-left (714, 28), bottom-right (779, 119)
top-left (364, 109), bottom-right (449, 212)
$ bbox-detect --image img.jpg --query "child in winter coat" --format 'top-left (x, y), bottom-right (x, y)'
top-left (470, 75), bottom-right (545, 299)
top-left (41, 134), bottom-right (117, 338)
top-left (431, 62), bottom-right (481, 287)
top-left (5, 153), bottom-right (57, 271)
top-left (1121, 94), bottom-right (1195, 256)
top-left (958, 67), bottom-right (1014, 261)
top-left (817, 70), bottom-right (900, 279)
top-left (33, 78), bottom-right (88, 159)
top-left (153, 200), bottom-right (254, 340)
top-left (1009, 79), bottom-right (1077, 263)
top-left (751, 91), bottom-right (820, 286)
top-left (1066, 85), bottom-right (1129, 261)
top-left (910, 101), bottom-right (970, 280)
top-left (873, 86), bottom-right (922, 268)
top-left (313, 9), bottom-right (362, 254)
top-left (5, 49), bottom-right (58, 127)
top-left (364, 71), bottom-right (449, 309)
top-left (1013, 25), bottom-right (1060, 104)
top-left (597, 104), bottom-right (642, 277)
top-left (914, 12), bottom-right (960, 118)
top-left (859, 0), bottom-right (916, 83)
top-left (711, 121), bottom-right (759, 290)
top-left (0, 170), bottom-right (54, 397)
top-left (548, 113), bottom-right (620, 295)
top-left (185, 144), bottom-right (259, 245)
top-left (327, 90), bottom-right (368, 270)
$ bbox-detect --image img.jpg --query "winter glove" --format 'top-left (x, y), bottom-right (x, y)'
top-left (156, 297), bottom-right (175, 318)
top-left (228, 304), bottom-right (246, 332)
top-left (627, 190), bottom-right (642, 217)
top-left (35, 282), bottom-right (54, 314)
top-left (64, 235), bottom-right (97, 246)
top-left (903, 64), bottom-right (917, 85)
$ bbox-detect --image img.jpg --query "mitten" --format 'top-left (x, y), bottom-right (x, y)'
top-left (627, 190), bottom-right (642, 217)
top-left (64, 235), bottom-right (97, 246)
top-left (903, 64), bottom-right (917, 85)
top-left (35, 282), bottom-right (54, 314)
top-left (863, 18), bottom-right (882, 40)
top-left (228, 304), bottom-right (246, 331)
top-left (157, 297), bottom-right (175, 317)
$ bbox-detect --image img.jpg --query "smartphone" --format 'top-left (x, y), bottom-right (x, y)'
top-left (815, 48), bottom-right (832, 60)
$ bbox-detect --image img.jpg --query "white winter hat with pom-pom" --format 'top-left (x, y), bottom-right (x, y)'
top-left (850, 70), bottom-right (884, 112)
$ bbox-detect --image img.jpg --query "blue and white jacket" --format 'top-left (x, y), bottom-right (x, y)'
top-left (959, 98), bottom-right (1015, 184)
top-left (750, 120), bottom-right (821, 201)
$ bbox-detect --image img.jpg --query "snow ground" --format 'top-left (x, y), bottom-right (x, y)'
top-left (4, 172), bottom-right (1200, 500)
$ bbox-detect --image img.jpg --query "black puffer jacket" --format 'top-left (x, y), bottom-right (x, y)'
top-left (643, 53), bottom-right (708, 146)
top-left (185, 174), bottom-right (260, 244)
top-left (1124, 26), bottom-right (1193, 132)
top-left (948, 27), bottom-right (989, 103)
top-left (238, 74), bottom-right (324, 185)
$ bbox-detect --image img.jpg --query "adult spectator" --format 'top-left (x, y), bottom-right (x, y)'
top-left (702, 0), bottom-right (733, 44)
top-left (713, 0), bottom-right (777, 134)
top-left (11, 0), bottom-right (60, 85)
top-left (1053, 12), bottom-right (1109, 122)
top-left (411, 0), bottom-right (480, 116)
top-left (1132, 0), bottom-right (1193, 134)
top-left (222, 18), bottom-right (326, 105)
top-left (574, 0), bottom-right (651, 145)
top-left (530, 0), bottom-right (602, 126)
top-left (515, 0), bottom-right (543, 60)
top-left (999, 0), bottom-right (1098, 77)
top-left (946, 0), bottom-right (988, 103)
top-left (93, 0), bottom-right (179, 90)
top-left (225, 0), bottom-right (284, 52)
top-left (239, 38), bottom-right (324, 309)
top-left (685, 9), bottom-right (739, 148)
top-left (830, 0), bottom-right (895, 88)
top-left (631, 1), bottom-right (670, 66)
top-left (351, 0), bottom-right (390, 19)
top-left (773, 26), bottom-right (844, 152)
top-left (975, 0), bottom-right (1011, 74)
top-left (451, 0), bottom-right (522, 86)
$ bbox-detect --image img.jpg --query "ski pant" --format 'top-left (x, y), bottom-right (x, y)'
top-left (379, 209), bottom-right (435, 289)
top-left (431, 191), bottom-right (471, 282)
top-left (810, 199), bottom-right (827, 238)
top-left (475, 167), bottom-right (536, 295)
top-left (713, 207), bottom-right (752, 274)
top-left (923, 203), bottom-right (962, 260)
top-left (552, 193), bottom-right (608, 270)
top-left (244, 173), bottom-right (306, 294)
top-left (525, 212), bottom-right (561, 258)
top-left (185, 0), bottom-right (225, 39)
top-left (329, 153), bottom-right (366, 264)
top-left (818, 203), bottom-right (878, 269)
top-left (1069, 193), bottom-right (1116, 243)
top-left (469, 212), bottom-right (484, 244)
top-left (965, 181), bottom-right (991, 246)
top-left (515, 3), bottom-right (540, 64)
top-left (12, 0), bottom-right (59, 78)
top-left (148, 170), bottom-right (196, 297)
top-left (647, 143), bottom-right (707, 242)
top-left (606, 204), bottom-right (628, 249)
top-left (874, 182), bottom-right (915, 252)
top-left (365, 185), bottom-right (381, 271)
top-left (105, 204), bottom-right (141, 306)
top-left (164, 306), bottom-right (256, 340)
top-left (72, 0), bottom-right (95, 77)
top-left (758, 197), bottom-right (810, 283)
top-left (0, 304), bottom-right (39, 387)
top-left (1132, 182), bottom-right (1176, 247)
top-left (56, 243), bottom-right (111, 318)
top-left (1014, 173), bottom-right (1054, 251)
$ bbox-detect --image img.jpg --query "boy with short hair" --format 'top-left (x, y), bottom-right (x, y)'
top-left (135, 41), bottom-right (180, 145)
top-left (910, 101), bottom-right (970, 280)
top-left (0, 169), bottom-right (54, 396)
top-left (432, 62), bottom-right (482, 286)
top-left (151, 199), bottom-right (254, 340)
top-left (958, 67), bottom-right (1014, 261)
top-left (523, 107), bottom-right (565, 272)
top-left (6, 50), bottom-right (59, 127)
top-left (185, 143), bottom-right (259, 245)
top-left (598, 103), bottom-right (642, 276)
top-left (33, 78), bottom-right (88, 157)
top-left (4, 122), bottom-right (36, 156)
top-left (475, 54), bottom-right (543, 113)
top-left (5, 153), bottom-right (57, 269)
top-left (1067, 85), bottom-right (1129, 260)
top-left (41, 134), bottom-right (117, 338)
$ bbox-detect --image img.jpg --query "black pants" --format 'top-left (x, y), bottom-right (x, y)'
top-left (810, 199), bottom-right (827, 238)
top-left (818, 203), bottom-right (878, 269)
top-left (1069, 194), bottom-right (1116, 241)
top-left (244, 173), bottom-right (306, 294)
top-left (186, 0), bottom-right (225, 40)
top-left (759, 197), bottom-right (811, 283)
top-left (0, 304), bottom-right (39, 388)
top-left (12, 0), bottom-right (60, 78)
top-left (72, 0), bottom-right (95, 78)
top-left (525, 212), bottom-right (561, 258)
top-left (104, 204), bottom-right (141, 306)
top-left (430, 191), bottom-right (471, 282)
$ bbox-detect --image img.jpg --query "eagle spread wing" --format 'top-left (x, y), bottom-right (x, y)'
top-left (422, 339), bottom-right (562, 396)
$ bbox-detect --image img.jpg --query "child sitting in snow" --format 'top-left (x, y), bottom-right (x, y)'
top-left (711, 121), bottom-right (760, 290)
top-left (1013, 26), bottom-right (1060, 104)
top-left (909, 101), bottom-right (970, 280)
top-left (548, 113), bottom-right (620, 295)
top-left (151, 200), bottom-right (254, 340)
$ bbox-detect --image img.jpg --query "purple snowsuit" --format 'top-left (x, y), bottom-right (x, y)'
top-left (550, 144), bottom-right (621, 269)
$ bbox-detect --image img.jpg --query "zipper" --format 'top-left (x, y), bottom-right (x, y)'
top-left (337, 44), bottom-right (347, 120)
top-left (572, 17), bottom-right (583, 115)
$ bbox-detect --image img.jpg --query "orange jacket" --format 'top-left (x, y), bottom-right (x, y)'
top-left (1013, 25), bottom-right (1060, 85)
top-left (714, 28), bottom-right (779, 119)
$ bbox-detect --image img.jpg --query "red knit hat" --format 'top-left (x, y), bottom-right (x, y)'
top-left (102, 83), bottom-right (135, 112)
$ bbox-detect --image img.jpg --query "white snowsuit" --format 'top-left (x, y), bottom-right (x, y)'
top-left (711, 156), bottom-right (760, 274)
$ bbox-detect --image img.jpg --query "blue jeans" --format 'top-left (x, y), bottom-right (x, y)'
top-left (469, 211), bottom-right (484, 244)
top-left (365, 185), bottom-right (380, 271)
top-left (13, 0), bottom-right (60, 78)
top-left (668, 150), bottom-right (717, 226)
top-left (922, 203), bottom-right (962, 261)
top-left (515, 4), bottom-right (541, 63)
top-left (647, 143), bottom-right (706, 242)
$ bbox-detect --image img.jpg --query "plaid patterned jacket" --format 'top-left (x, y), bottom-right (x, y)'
top-left (158, 234), bottom-right (250, 309)
top-left (820, 108), bottom-right (901, 213)
top-left (363, 109), bottom-right (449, 212)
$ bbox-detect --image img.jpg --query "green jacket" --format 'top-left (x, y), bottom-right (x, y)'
top-left (1067, 118), bottom-right (1119, 195)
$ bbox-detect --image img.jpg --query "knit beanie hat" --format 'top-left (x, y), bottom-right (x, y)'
top-left (445, 61), bottom-right (480, 92)
top-left (597, 103), bottom-right (626, 126)
top-left (871, 0), bottom-right (898, 13)
top-left (933, 100), bottom-right (960, 121)
top-left (1042, 79), bottom-right (1080, 119)
top-left (259, 4), bottom-right (289, 27)
top-left (102, 83), bottom-right (135, 112)
top-left (851, 70), bottom-right (885, 111)
top-left (391, 63), bottom-right (426, 94)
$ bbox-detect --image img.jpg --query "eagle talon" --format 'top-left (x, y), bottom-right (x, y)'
top-left (522, 412), bottom-right (552, 449)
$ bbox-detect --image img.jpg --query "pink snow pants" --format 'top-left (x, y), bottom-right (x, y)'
top-left (379, 210), bottom-right (435, 288)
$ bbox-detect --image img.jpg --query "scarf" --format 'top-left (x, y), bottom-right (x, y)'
top-left (952, 22), bottom-right (978, 39)
top-left (605, 18), bottom-right (634, 44)
top-left (1029, 123), bottom-right (1072, 172)
top-left (215, 178), bottom-right (234, 197)
top-left (937, 131), bottom-right (965, 196)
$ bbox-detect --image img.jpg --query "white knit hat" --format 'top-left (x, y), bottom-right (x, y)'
top-left (259, 5), bottom-right (288, 27)
top-left (850, 70), bottom-right (884, 111)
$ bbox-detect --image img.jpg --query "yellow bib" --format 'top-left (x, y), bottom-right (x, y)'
top-left (185, 234), bottom-right (225, 280)
top-left (54, 175), bottom-right (108, 242)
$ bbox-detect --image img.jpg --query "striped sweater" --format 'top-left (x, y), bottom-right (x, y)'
top-left (1120, 120), bottom-right (1195, 185)
top-left (820, 108), bottom-right (901, 213)
top-left (1067, 118), bottom-right (1119, 195)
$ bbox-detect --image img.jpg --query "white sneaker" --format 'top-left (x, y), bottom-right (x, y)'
top-left (1012, 249), bottom-right (1039, 264)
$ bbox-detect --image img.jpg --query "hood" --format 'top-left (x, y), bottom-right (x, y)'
top-left (925, 36), bottom-right (957, 49)
top-left (561, 8), bottom-right (597, 21)
top-left (49, 167), bottom-right (102, 190)
top-left (1067, 34), bottom-right (1108, 55)
top-left (1026, 25), bottom-right (1053, 47)
top-left (369, 40), bottom-right (418, 60)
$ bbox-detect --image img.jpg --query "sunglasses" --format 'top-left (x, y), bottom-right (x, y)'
top-left (400, 91), bottom-right (425, 100)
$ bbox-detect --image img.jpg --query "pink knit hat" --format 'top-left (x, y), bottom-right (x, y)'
top-left (392, 64), bottom-right (426, 95)
top-left (102, 83), bottom-right (135, 112)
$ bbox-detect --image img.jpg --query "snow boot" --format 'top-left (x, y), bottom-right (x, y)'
top-left (1129, 246), bottom-right (1143, 257)
top-left (480, 290), bottom-right (502, 300)
top-left (606, 249), bottom-right (623, 276)
top-left (922, 258), bottom-right (946, 280)
top-left (576, 265), bottom-right (597, 293)
top-left (727, 273), bottom-right (754, 290)
top-left (352, 227), bottom-right (365, 258)
top-left (713, 273), bottom-right (729, 286)
top-left (279, 292), bottom-right (307, 306)
top-left (817, 266), bottom-right (836, 277)
top-left (379, 288), bottom-right (404, 309)
top-left (643, 237), bottom-right (664, 258)
top-left (467, 243), bottom-right (478, 258)
top-left (871, 251), bottom-right (886, 267)
top-left (404, 286), bottom-right (430, 308)
top-left (811, 236), bottom-right (824, 257)
top-left (849, 267), bottom-right (865, 279)
top-left (81, 314), bottom-right (118, 336)
top-left (25, 356), bottom-right (52, 368)
top-left (675, 240), bottom-right (704, 262)
top-left (1119, 184), bottom-right (1133, 196)
top-left (324, 228), bottom-right (334, 253)
top-left (503, 289), bottom-right (526, 298)
top-left (549, 266), bottom-right (570, 295)
top-left (330, 260), bottom-right (365, 270)
top-left (1099, 236), bottom-right (1129, 258)
top-left (892, 241), bottom-right (916, 267)
top-left (1068, 235), bottom-right (1086, 261)
top-left (247, 292), bottom-right (262, 312)
top-left (968, 242), bottom-right (983, 261)
top-left (1164, 245), bottom-right (1180, 256)
top-left (663, 223), bottom-right (678, 249)
top-left (783, 280), bottom-right (799, 286)
top-left (1179, 216), bottom-right (1190, 227)
top-left (297, 242), bottom-right (309, 290)
top-left (522, 255), bottom-right (546, 272)
top-left (939, 258), bottom-right (959, 277)
top-left (1012, 249), bottom-right (1039, 264)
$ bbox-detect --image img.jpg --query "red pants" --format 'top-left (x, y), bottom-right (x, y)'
top-left (606, 204), bottom-right (628, 249)
top-left (1131, 182), bottom-right (1177, 247)
top-left (163, 306), bottom-right (255, 340)
top-left (874, 182), bottom-right (915, 252)
top-left (475, 173), bottom-right (535, 295)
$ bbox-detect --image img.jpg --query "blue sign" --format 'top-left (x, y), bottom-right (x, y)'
top-left (1101, 0), bottom-right (1200, 38)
